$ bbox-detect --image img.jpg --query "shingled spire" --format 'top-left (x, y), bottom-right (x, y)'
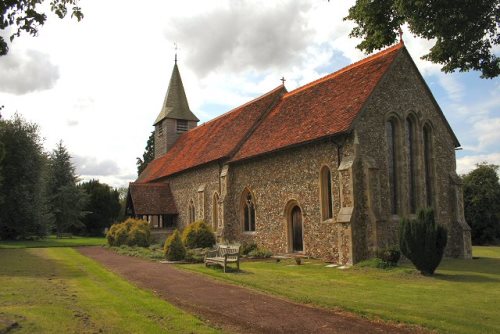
top-left (154, 63), bottom-right (199, 125)
top-left (154, 62), bottom-right (199, 159)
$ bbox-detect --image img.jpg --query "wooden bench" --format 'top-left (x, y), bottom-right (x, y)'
top-left (56, 233), bottom-right (73, 238)
top-left (204, 244), bottom-right (240, 273)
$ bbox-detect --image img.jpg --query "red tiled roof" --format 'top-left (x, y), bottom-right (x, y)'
top-left (137, 85), bottom-right (285, 182)
top-left (137, 43), bottom-right (403, 182)
top-left (128, 183), bottom-right (177, 215)
top-left (231, 43), bottom-right (403, 162)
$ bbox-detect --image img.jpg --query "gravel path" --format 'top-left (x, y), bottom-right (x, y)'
top-left (78, 247), bottom-right (425, 334)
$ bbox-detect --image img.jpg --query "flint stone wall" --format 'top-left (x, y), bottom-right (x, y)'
top-left (354, 48), bottom-right (471, 258)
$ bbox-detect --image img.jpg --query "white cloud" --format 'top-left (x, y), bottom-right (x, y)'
top-left (0, 49), bottom-right (59, 94)
top-left (72, 155), bottom-right (120, 177)
top-left (457, 153), bottom-right (500, 175)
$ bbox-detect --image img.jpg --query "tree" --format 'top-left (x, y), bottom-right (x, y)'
top-left (344, 0), bottom-right (500, 78)
top-left (0, 114), bottom-right (49, 239)
top-left (0, 0), bottom-right (83, 56)
top-left (78, 179), bottom-right (120, 236)
top-left (136, 130), bottom-right (155, 176)
top-left (46, 141), bottom-right (87, 235)
top-left (462, 163), bottom-right (500, 244)
top-left (399, 208), bottom-right (447, 276)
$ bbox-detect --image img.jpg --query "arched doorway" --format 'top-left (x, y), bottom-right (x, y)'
top-left (290, 206), bottom-right (303, 252)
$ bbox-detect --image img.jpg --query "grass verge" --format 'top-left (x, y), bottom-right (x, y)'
top-left (0, 235), bottom-right (106, 249)
top-left (179, 246), bottom-right (500, 334)
top-left (0, 248), bottom-right (219, 333)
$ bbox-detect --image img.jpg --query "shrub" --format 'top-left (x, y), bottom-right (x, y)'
top-left (164, 229), bottom-right (186, 261)
top-left (240, 241), bottom-right (257, 255)
top-left (127, 220), bottom-right (151, 247)
top-left (184, 248), bottom-right (209, 263)
top-left (399, 208), bottom-right (448, 275)
top-left (106, 218), bottom-right (151, 247)
top-left (248, 247), bottom-right (272, 258)
top-left (182, 220), bottom-right (216, 249)
top-left (376, 246), bottom-right (401, 266)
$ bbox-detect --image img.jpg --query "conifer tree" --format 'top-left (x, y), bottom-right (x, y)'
top-left (136, 131), bottom-right (155, 176)
top-left (0, 114), bottom-right (48, 238)
top-left (46, 141), bottom-right (87, 235)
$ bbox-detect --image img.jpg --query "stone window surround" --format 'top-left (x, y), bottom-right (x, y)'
top-left (385, 110), bottom-right (437, 218)
top-left (240, 187), bottom-right (257, 234)
top-left (319, 164), bottom-right (335, 223)
top-left (188, 199), bottom-right (195, 224)
top-left (212, 192), bottom-right (220, 231)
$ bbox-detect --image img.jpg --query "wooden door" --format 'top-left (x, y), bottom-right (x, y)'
top-left (291, 206), bottom-right (303, 252)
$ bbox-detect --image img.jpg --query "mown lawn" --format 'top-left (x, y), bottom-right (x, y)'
top-left (180, 246), bottom-right (500, 334)
top-left (0, 235), bottom-right (106, 249)
top-left (0, 248), bottom-right (220, 334)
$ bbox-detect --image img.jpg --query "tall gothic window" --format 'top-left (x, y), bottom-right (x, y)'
top-left (212, 192), bottom-right (219, 231)
top-left (386, 119), bottom-right (399, 215)
top-left (423, 123), bottom-right (434, 208)
top-left (406, 117), bottom-right (417, 213)
top-left (188, 200), bottom-right (195, 224)
top-left (242, 190), bottom-right (255, 232)
top-left (320, 166), bottom-right (333, 220)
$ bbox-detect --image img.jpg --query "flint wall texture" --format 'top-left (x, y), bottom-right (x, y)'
top-left (354, 49), bottom-right (471, 258)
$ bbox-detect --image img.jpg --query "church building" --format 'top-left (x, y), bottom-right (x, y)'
top-left (127, 42), bottom-right (472, 264)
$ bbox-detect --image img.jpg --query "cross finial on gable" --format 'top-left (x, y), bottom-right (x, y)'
top-left (398, 27), bottom-right (404, 44)
top-left (280, 76), bottom-right (286, 85)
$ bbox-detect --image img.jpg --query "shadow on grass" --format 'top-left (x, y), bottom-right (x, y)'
top-left (203, 263), bottom-right (254, 275)
top-left (440, 257), bottom-right (500, 276)
top-left (433, 272), bottom-right (500, 283)
top-left (0, 249), bottom-right (84, 279)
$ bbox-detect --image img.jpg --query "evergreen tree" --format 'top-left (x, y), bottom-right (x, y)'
top-left (463, 163), bottom-right (500, 244)
top-left (136, 131), bottom-right (155, 176)
top-left (0, 114), bottom-right (49, 239)
top-left (345, 0), bottom-right (499, 78)
top-left (78, 180), bottom-right (121, 236)
top-left (46, 141), bottom-right (87, 235)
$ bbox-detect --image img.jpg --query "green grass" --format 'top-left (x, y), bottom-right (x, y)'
top-left (179, 246), bottom-right (500, 334)
top-left (0, 248), bottom-right (220, 333)
top-left (0, 235), bottom-right (106, 249)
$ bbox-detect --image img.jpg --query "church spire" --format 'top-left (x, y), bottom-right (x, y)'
top-left (154, 62), bottom-right (199, 125)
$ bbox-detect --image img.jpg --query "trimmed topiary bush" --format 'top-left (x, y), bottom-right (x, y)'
top-left (127, 220), bottom-right (151, 247)
top-left (399, 208), bottom-right (448, 275)
top-left (106, 218), bottom-right (151, 247)
top-left (182, 220), bottom-right (216, 249)
top-left (164, 229), bottom-right (186, 261)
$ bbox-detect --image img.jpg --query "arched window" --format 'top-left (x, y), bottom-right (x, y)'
top-left (406, 117), bottom-right (417, 213)
top-left (386, 118), bottom-right (400, 215)
top-left (188, 200), bottom-right (195, 224)
top-left (423, 123), bottom-right (434, 208)
top-left (241, 190), bottom-right (255, 232)
top-left (320, 166), bottom-right (333, 220)
top-left (212, 192), bottom-right (219, 231)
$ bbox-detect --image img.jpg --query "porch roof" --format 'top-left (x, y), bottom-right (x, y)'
top-left (128, 182), bottom-right (178, 215)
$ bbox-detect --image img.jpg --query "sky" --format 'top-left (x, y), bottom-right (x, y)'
top-left (0, 0), bottom-right (499, 188)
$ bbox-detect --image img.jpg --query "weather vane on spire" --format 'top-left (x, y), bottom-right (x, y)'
top-left (174, 42), bottom-right (178, 64)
